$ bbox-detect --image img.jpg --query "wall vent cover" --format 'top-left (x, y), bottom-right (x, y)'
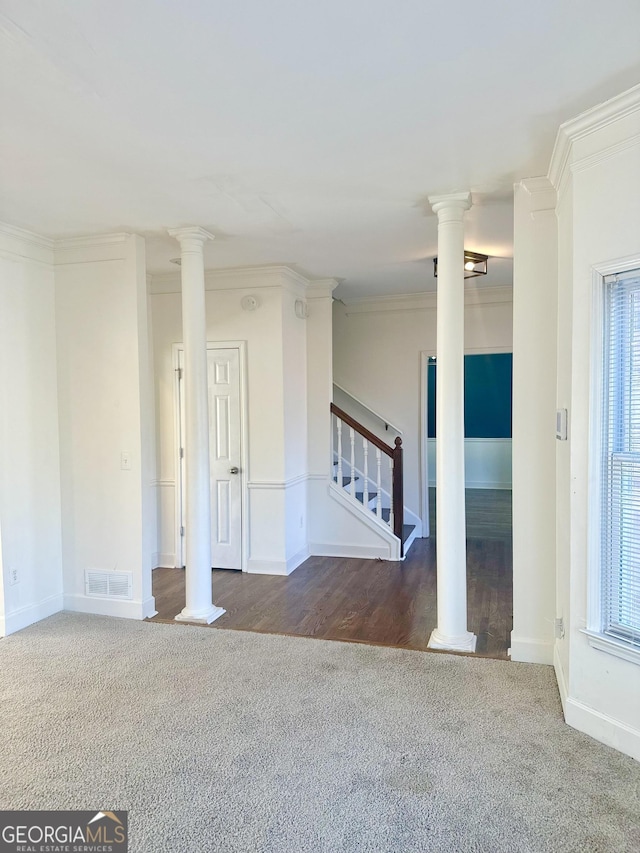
top-left (85, 570), bottom-right (133, 600)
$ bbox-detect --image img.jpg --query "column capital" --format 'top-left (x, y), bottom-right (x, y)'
top-left (428, 191), bottom-right (472, 217)
top-left (168, 226), bottom-right (215, 250)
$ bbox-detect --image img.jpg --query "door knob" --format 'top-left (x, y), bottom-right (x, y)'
top-left (229, 466), bottom-right (239, 474)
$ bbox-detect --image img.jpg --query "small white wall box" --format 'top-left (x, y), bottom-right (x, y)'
top-left (556, 408), bottom-right (568, 440)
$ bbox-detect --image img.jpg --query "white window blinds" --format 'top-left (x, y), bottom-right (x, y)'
top-left (602, 267), bottom-right (640, 650)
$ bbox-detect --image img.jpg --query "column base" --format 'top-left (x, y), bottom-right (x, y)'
top-left (428, 628), bottom-right (477, 653)
top-left (175, 605), bottom-right (226, 625)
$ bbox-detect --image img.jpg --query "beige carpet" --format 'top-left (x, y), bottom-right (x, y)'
top-left (1, 612), bottom-right (638, 852)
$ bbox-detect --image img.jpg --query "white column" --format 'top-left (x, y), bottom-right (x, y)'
top-left (168, 226), bottom-right (225, 624)
top-left (427, 192), bottom-right (477, 652)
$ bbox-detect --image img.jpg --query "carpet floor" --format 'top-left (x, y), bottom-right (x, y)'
top-left (1, 612), bottom-right (638, 853)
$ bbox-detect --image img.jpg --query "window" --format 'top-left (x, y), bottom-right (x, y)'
top-left (599, 267), bottom-right (640, 654)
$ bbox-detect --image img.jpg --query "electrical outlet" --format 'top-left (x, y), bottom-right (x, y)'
top-left (9, 567), bottom-right (19, 586)
top-left (121, 451), bottom-right (132, 471)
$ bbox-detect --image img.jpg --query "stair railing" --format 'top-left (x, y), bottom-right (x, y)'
top-left (330, 403), bottom-right (403, 546)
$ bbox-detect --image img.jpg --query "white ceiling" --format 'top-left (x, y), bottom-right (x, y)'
top-left (2, 1), bottom-right (640, 297)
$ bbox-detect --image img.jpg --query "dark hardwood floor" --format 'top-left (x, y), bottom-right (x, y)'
top-left (149, 489), bottom-right (512, 659)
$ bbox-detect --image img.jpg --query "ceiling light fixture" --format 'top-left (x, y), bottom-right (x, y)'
top-left (433, 251), bottom-right (488, 279)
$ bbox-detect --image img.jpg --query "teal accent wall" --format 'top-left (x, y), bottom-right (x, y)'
top-left (427, 353), bottom-right (513, 438)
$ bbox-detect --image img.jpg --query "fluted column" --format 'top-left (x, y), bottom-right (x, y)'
top-left (427, 192), bottom-right (477, 652)
top-left (168, 226), bottom-right (225, 624)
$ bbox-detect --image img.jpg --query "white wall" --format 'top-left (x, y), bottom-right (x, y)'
top-left (426, 439), bottom-right (512, 490)
top-left (333, 286), bottom-right (513, 524)
top-left (510, 178), bottom-right (558, 665)
top-left (0, 226), bottom-right (63, 636)
top-left (151, 266), bottom-right (313, 576)
top-left (306, 281), bottom-right (402, 559)
top-left (55, 234), bottom-right (155, 619)
top-left (550, 84), bottom-right (640, 760)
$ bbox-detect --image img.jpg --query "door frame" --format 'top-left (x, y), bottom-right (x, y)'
top-left (173, 340), bottom-right (249, 571)
top-left (419, 345), bottom-right (513, 537)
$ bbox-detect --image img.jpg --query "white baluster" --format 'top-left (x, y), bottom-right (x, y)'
top-left (376, 448), bottom-right (382, 518)
top-left (388, 456), bottom-right (394, 531)
top-left (336, 419), bottom-right (343, 486)
top-left (350, 427), bottom-right (356, 497)
top-left (363, 438), bottom-right (369, 507)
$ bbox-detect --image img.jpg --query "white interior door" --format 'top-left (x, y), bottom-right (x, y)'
top-left (177, 346), bottom-right (243, 570)
top-left (207, 348), bottom-right (242, 569)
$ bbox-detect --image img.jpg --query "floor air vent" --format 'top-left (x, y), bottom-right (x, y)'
top-left (85, 570), bottom-right (133, 599)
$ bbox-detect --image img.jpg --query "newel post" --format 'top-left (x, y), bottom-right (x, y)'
top-left (392, 436), bottom-right (403, 548)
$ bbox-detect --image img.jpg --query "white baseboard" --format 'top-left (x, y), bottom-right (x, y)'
top-left (154, 553), bottom-right (178, 568)
top-left (246, 556), bottom-right (301, 576)
top-left (565, 696), bottom-right (640, 762)
top-left (63, 593), bottom-right (156, 620)
top-left (554, 644), bottom-right (569, 715)
top-left (309, 542), bottom-right (392, 560)
top-left (142, 596), bottom-right (158, 618)
top-left (510, 635), bottom-right (554, 665)
top-left (0, 593), bottom-right (63, 637)
top-left (286, 545), bottom-right (309, 574)
top-left (553, 644), bottom-right (640, 762)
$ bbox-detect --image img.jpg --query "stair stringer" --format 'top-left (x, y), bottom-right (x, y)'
top-left (333, 456), bottom-right (423, 537)
top-left (307, 476), bottom-right (402, 561)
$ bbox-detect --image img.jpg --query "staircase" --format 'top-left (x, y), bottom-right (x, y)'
top-left (330, 402), bottom-right (418, 558)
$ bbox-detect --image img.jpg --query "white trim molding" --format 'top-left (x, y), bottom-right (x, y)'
top-left (247, 474), bottom-right (309, 490)
top-left (549, 83), bottom-right (640, 192)
top-left (510, 635), bottom-right (554, 665)
top-left (0, 594), bottom-right (63, 637)
top-left (153, 553), bottom-right (178, 569)
top-left (342, 285), bottom-right (513, 318)
top-left (564, 693), bottom-right (640, 763)
top-left (553, 644), bottom-right (569, 715)
top-left (553, 642), bottom-right (640, 761)
top-left (309, 542), bottom-right (394, 560)
top-left (149, 264), bottom-right (335, 297)
top-left (63, 594), bottom-right (157, 620)
top-left (327, 482), bottom-right (401, 560)
top-left (246, 546), bottom-right (310, 577)
top-left (53, 233), bottom-right (134, 265)
top-left (582, 630), bottom-right (640, 667)
top-left (0, 221), bottom-right (54, 251)
top-left (0, 221), bottom-right (55, 266)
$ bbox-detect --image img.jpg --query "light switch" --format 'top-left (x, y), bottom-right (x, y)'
top-left (121, 451), bottom-right (132, 470)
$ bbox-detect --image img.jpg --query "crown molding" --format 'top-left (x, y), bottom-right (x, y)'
top-left (0, 222), bottom-right (54, 251)
top-left (306, 278), bottom-right (339, 299)
top-left (54, 233), bottom-right (132, 250)
top-left (341, 284), bottom-right (512, 317)
top-left (0, 222), bottom-right (54, 266)
top-left (570, 131), bottom-right (640, 175)
top-left (54, 232), bottom-right (135, 265)
top-left (517, 177), bottom-right (557, 213)
top-left (148, 264), bottom-right (318, 295)
top-left (549, 83), bottom-right (640, 189)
